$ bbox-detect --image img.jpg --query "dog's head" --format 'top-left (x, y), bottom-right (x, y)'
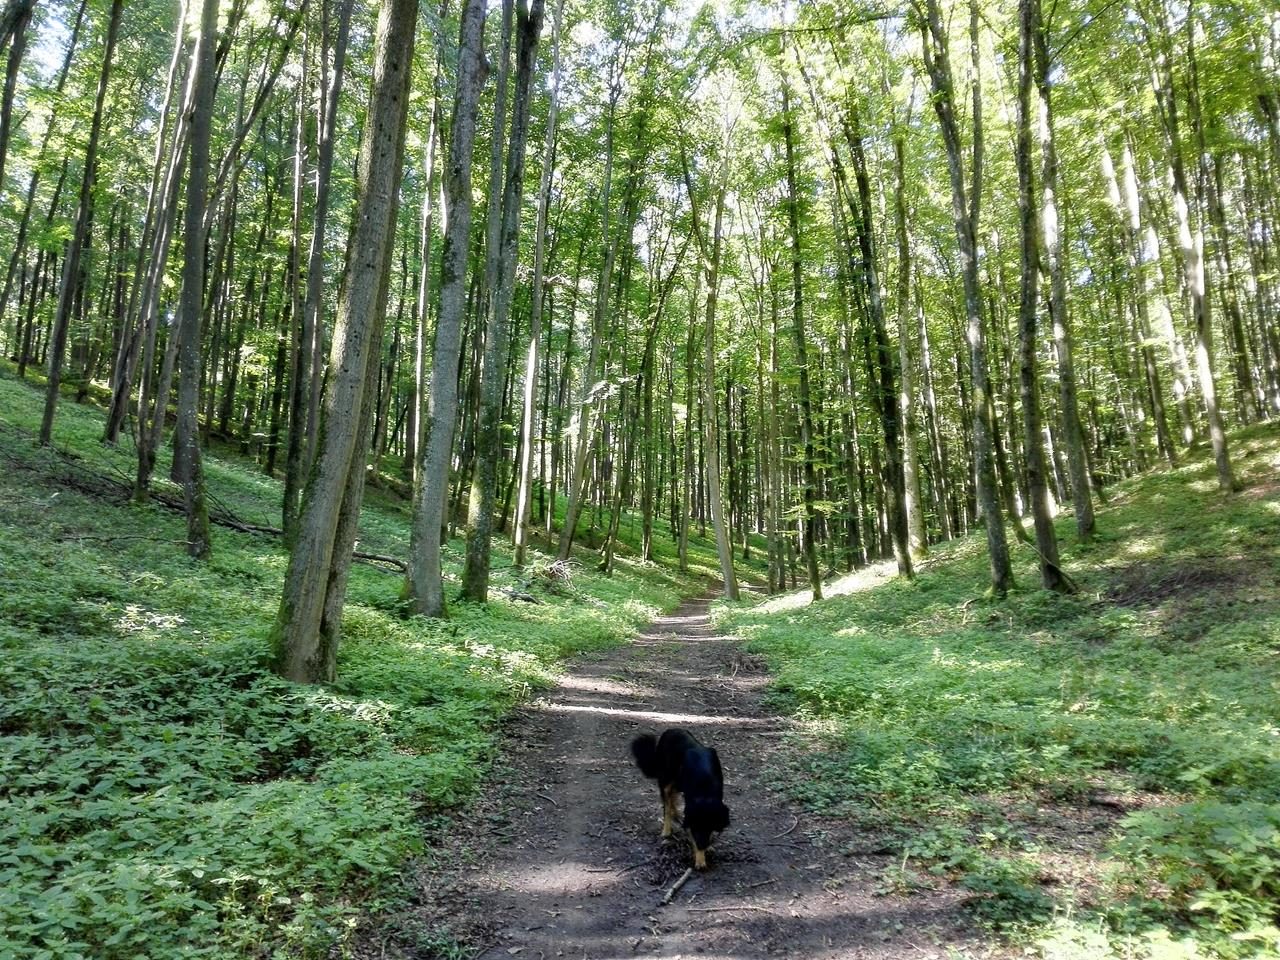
top-left (684, 798), bottom-right (731, 852)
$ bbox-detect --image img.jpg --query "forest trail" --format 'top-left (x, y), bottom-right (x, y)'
top-left (404, 597), bottom-right (986, 960)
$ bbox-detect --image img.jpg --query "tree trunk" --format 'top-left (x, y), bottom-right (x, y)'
top-left (0, 0), bottom-right (33, 197)
top-left (920, 0), bottom-right (1012, 595)
top-left (1033, 23), bottom-right (1094, 540)
top-left (273, 0), bottom-right (418, 682)
top-left (462, 0), bottom-right (545, 602)
top-left (1015, 0), bottom-right (1066, 591)
top-left (40, 0), bottom-right (124, 444)
top-left (172, 0), bottom-right (219, 560)
top-left (511, 0), bottom-right (562, 566)
top-left (302, 0), bottom-right (356, 466)
top-left (700, 182), bottom-right (739, 600)
top-left (892, 133), bottom-right (928, 558)
top-left (1153, 11), bottom-right (1238, 491)
top-left (781, 86), bottom-right (822, 600)
top-left (841, 104), bottom-right (913, 579)
top-left (407, 0), bottom-right (487, 618)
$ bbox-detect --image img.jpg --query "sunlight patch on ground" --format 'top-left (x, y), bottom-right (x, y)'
top-left (530, 701), bottom-right (779, 726)
top-left (113, 604), bottom-right (185, 636)
top-left (754, 559), bottom-right (898, 614)
top-left (555, 674), bottom-right (658, 698)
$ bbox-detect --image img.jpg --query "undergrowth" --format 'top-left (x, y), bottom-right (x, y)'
top-left (718, 423), bottom-right (1280, 959)
top-left (0, 370), bottom-right (724, 958)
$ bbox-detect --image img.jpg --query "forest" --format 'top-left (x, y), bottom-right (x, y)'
top-left (0, 0), bottom-right (1278, 954)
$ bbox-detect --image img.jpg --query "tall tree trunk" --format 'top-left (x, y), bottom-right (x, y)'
top-left (0, 0), bottom-right (86, 329)
top-left (273, 0), bottom-right (418, 681)
top-left (462, 0), bottom-right (545, 601)
top-left (700, 181), bottom-right (739, 600)
top-left (1034, 23), bottom-right (1094, 540)
top-left (1016, 0), bottom-right (1066, 591)
top-left (842, 102), bottom-right (913, 579)
top-left (920, 0), bottom-right (1013, 594)
top-left (557, 64), bottom-right (626, 561)
top-left (408, 36), bottom-right (445, 488)
top-left (172, 0), bottom-right (219, 560)
top-left (407, 0), bottom-right (487, 618)
top-left (512, 0), bottom-right (563, 567)
top-left (103, 0), bottom-right (189, 445)
top-left (302, 0), bottom-right (356, 466)
top-left (1153, 10), bottom-right (1238, 491)
top-left (781, 86), bottom-right (822, 601)
top-left (892, 133), bottom-right (928, 558)
top-left (283, 42), bottom-right (312, 541)
top-left (0, 0), bottom-right (33, 196)
top-left (40, 0), bottom-right (124, 444)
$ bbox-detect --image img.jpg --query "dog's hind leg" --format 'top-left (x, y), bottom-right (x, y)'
top-left (661, 784), bottom-right (676, 838)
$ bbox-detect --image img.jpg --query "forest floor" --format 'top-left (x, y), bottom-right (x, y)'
top-left (378, 425), bottom-right (1280, 960)
top-left (381, 593), bottom-right (996, 960)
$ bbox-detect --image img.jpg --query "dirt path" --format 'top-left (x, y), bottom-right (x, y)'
top-left (400, 597), bottom-right (987, 960)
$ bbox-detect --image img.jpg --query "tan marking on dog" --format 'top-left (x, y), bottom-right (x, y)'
top-left (661, 784), bottom-right (676, 838)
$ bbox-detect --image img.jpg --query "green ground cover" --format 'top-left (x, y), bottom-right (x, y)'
top-left (719, 425), bottom-right (1280, 959)
top-left (0, 369), bottom-right (729, 959)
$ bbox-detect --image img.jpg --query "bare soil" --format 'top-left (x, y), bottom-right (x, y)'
top-left (388, 597), bottom-right (999, 960)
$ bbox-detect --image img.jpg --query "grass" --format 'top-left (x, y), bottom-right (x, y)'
top-left (717, 423), bottom-right (1280, 959)
top-left (0, 367), bottom-right (733, 959)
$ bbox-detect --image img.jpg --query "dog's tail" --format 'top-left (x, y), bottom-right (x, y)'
top-left (631, 733), bottom-right (661, 779)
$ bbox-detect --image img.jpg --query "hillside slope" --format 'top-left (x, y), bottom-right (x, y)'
top-left (718, 424), bottom-right (1280, 958)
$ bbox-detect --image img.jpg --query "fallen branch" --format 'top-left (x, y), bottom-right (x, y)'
top-left (686, 905), bottom-right (776, 914)
top-left (149, 491), bottom-right (409, 572)
top-left (660, 867), bottom-right (694, 906)
top-left (59, 534), bottom-right (192, 545)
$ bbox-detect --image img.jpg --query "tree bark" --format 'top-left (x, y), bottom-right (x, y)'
top-left (407, 0), bottom-right (488, 618)
top-left (1033, 22), bottom-right (1094, 540)
top-left (1015, 0), bottom-right (1066, 591)
top-left (273, 0), bottom-right (418, 681)
top-left (172, 0), bottom-right (219, 560)
top-left (892, 133), bottom-right (928, 558)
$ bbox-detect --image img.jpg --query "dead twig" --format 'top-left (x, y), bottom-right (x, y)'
top-left (686, 905), bottom-right (776, 914)
top-left (536, 792), bottom-right (558, 807)
top-left (771, 816), bottom-right (798, 839)
top-left (660, 867), bottom-right (694, 906)
top-left (585, 856), bottom-right (654, 875)
top-left (747, 877), bottom-right (777, 889)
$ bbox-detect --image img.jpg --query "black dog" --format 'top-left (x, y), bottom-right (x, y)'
top-left (631, 728), bottom-right (730, 869)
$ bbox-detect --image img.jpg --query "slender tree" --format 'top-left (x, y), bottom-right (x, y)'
top-left (407, 0), bottom-right (489, 618)
top-left (273, 0), bottom-right (418, 681)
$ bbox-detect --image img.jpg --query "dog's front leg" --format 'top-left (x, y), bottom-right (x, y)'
top-left (693, 844), bottom-right (708, 870)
